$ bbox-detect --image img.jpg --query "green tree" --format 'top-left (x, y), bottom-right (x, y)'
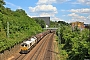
top-left (0, 0), bottom-right (5, 6)
top-left (34, 18), bottom-right (45, 28)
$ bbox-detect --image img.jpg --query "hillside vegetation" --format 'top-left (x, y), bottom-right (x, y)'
top-left (0, 0), bottom-right (44, 52)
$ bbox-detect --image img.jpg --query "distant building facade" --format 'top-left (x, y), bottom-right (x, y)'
top-left (33, 17), bottom-right (50, 27)
top-left (71, 21), bottom-right (84, 31)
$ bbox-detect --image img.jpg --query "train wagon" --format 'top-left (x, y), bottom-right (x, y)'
top-left (20, 30), bottom-right (50, 54)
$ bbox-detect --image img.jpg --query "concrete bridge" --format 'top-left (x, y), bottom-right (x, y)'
top-left (44, 28), bottom-right (58, 32)
top-left (43, 28), bottom-right (58, 30)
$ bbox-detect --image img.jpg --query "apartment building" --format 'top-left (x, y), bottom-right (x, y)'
top-left (71, 21), bottom-right (84, 31)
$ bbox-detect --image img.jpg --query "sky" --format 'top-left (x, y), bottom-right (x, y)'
top-left (4, 0), bottom-right (90, 24)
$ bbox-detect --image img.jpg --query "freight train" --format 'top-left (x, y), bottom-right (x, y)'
top-left (20, 30), bottom-right (51, 54)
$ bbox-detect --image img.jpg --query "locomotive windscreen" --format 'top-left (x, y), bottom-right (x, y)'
top-left (21, 43), bottom-right (27, 46)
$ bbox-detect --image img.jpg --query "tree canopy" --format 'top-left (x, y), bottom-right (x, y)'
top-left (0, 0), bottom-right (44, 52)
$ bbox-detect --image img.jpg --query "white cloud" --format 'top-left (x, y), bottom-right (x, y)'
top-left (29, 5), bottom-right (57, 13)
top-left (62, 15), bottom-right (66, 16)
top-left (69, 8), bottom-right (90, 14)
top-left (78, 0), bottom-right (90, 5)
top-left (61, 10), bottom-right (66, 12)
top-left (57, 0), bottom-right (70, 3)
top-left (68, 13), bottom-right (86, 20)
top-left (29, 5), bottom-right (57, 17)
top-left (51, 17), bottom-right (66, 22)
top-left (37, 0), bottom-right (69, 5)
top-left (71, 2), bottom-right (80, 4)
top-left (68, 19), bottom-right (90, 24)
top-left (37, 0), bottom-right (56, 5)
top-left (68, 13), bottom-right (78, 17)
top-left (68, 9), bottom-right (90, 24)
top-left (87, 15), bottom-right (90, 19)
top-left (68, 13), bottom-right (90, 24)
top-left (29, 15), bottom-right (38, 18)
top-left (39, 13), bottom-right (55, 17)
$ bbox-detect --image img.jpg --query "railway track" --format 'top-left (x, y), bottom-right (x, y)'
top-left (15, 54), bottom-right (26, 60)
top-left (9, 33), bottom-right (54, 60)
top-left (29, 34), bottom-right (51, 60)
top-left (43, 33), bottom-right (54, 60)
top-left (30, 33), bottom-right (53, 60)
top-left (11, 53), bottom-right (26, 60)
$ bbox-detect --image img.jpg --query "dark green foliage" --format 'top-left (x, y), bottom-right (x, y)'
top-left (58, 21), bottom-right (69, 26)
top-left (34, 18), bottom-right (45, 28)
top-left (0, 1), bottom-right (43, 52)
top-left (50, 21), bottom-right (58, 27)
top-left (0, 0), bottom-right (5, 6)
top-left (50, 21), bottom-right (69, 28)
top-left (58, 23), bottom-right (90, 60)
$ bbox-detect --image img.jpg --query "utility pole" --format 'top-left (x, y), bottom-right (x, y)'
top-left (58, 24), bottom-right (61, 44)
top-left (58, 23), bottom-right (61, 60)
top-left (7, 22), bottom-right (9, 38)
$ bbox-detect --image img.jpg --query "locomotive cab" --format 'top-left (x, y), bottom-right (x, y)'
top-left (20, 43), bottom-right (29, 54)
